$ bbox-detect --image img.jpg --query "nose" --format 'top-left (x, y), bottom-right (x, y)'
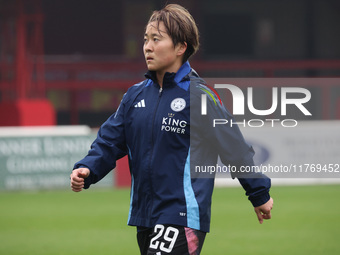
top-left (144, 40), bottom-right (153, 53)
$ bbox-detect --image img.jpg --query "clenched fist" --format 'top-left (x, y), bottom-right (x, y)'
top-left (70, 168), bottom-right (90, 192)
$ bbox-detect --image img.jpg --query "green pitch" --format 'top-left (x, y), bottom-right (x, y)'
top-left (1, 184), bottom-right (339, 254)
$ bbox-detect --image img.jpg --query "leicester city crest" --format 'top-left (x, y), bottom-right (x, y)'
top-left (170, 98), bottom-right (186, 112)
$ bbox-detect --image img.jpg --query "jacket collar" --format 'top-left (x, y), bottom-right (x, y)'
top-left (144, 61), bottom-right (191, 88)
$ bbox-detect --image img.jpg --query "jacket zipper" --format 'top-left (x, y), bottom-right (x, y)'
top-left (147, 86), bottom-right (163, 219)
top-left (150, 87), bottom-right (163, 162)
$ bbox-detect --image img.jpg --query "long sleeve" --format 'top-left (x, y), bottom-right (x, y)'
top-left (74, 96), bottom-right (128, 189)
top-left (193, 83), bottom-right (271, 206)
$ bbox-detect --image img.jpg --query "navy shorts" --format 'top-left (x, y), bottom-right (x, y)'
top-left (137, 224), bottom-right (206, 255)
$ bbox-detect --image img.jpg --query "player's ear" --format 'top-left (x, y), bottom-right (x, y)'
top-left (176, 42), bottom-right (187, 57)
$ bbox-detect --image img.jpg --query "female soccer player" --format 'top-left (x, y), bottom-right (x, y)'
top-left (70, 4), bottom-right (273, 254)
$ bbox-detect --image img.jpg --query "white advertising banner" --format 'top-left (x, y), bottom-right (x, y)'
top-left (0, 126), bottom-right (113, 191)
top-left (216, 121), bottom-right (340, 186)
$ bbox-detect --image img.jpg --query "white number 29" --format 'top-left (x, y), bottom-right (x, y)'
top-left (149, 225), bottom-right (179, 253)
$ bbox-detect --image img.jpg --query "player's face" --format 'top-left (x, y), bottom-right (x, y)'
top-left (143, 21), bottom-right (184, 75)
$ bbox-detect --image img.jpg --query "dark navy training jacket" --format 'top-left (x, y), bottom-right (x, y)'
top-left (74, 61), bottom-right (271, 233)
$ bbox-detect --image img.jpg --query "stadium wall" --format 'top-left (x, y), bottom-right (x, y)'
top-left (0, 122), bottom-right (339, 191)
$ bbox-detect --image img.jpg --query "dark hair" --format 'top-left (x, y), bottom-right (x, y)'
top-left (147, 4), bottom-right (199, 63)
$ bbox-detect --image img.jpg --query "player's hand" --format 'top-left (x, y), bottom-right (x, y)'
top-left (70, 168), bottom-right (90, 192)
top-left (254, 197), bottom-right (273, 224)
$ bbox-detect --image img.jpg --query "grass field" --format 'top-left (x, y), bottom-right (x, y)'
top-left (1, 184), bottom-right (339, 254)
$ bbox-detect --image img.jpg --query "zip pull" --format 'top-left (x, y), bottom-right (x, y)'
top-left (159, 87), bottom-right (163, 96)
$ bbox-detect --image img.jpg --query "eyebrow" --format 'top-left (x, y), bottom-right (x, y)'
top-left (144, 32), bottom-right (164, 38)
